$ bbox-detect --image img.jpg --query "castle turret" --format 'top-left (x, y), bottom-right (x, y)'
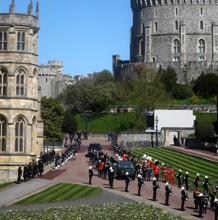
top-left (36, 0), bottom-right (39, 17)
top-left (27, 0), bottom-right (33, 15)
top-left (9, 0), bottom-right (15, 14)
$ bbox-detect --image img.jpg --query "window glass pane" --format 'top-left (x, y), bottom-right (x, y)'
top-left (0, 32), bottom-right (2, 40)
top-left (3, 42), bottom-right (7, 50)
top-left (2, 122), bottom-right (6, 136)
top-left (15, 123), bottom-right (19, 136)
top-left (20, 86), bottom-right (24, 95)
top-left (3, 86), bottom-right (6, 96)
top-left (0, 86), bottom-right (2, 95)
top-left (16, 75), bottom-right (20, 84)
top-left (20, 138), bottom-right (23, 152)
top-left (16, 86), bottom-right (19, 95)
top-left (22, 32), bottom-right (25, 42)
top-left (4, 32), bottom-right (7, 41)
top-left (20, 122), bottom-right (23, 136)
top-left (0, 122), bottom-right (2, 135)
top-left (0, 74), bottom-right (2, 83)
top-left (21, 75), bottom-right (24, 84)
top-left (2, 138), bottom-right (6, 151)
top-left (3, 73), bottom-right (7, 84)
top-left (22, 43), bottom-right (25, 51)
top-left (15, 138), bottom-right (18, 152)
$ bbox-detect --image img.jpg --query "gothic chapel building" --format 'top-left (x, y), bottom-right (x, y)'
top-left (0, 1), bottom-right (43, 179)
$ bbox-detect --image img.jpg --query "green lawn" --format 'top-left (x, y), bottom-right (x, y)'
top-left (132, 147), bottom-right (218, 190)
top-left (1, 203), bottom-right (186, 220)
top-left (76, 112), bottom-right (145, 133)
top-left (16, 183), bottom-right (102, 205)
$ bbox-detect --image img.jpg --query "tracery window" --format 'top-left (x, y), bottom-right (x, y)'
top-left (173, 39), bottom-right (180, 54)
top-left (0, 115), bottom-right (6, 152)
top-left (17, 31), bottom-right (25, 51)
top-left (0, 31), bottom-right (7, 51)
top-left (199, 39), bottom-right (205, 53)
top-left (15, 117), bottom-right (25, 152)
top-left (0, 69), bottom-right (7, 96)
top-left (16, 69), bottom-right (26, 96)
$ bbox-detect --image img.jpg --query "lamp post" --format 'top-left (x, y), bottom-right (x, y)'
top-left (155, 116), bottom-right (159, 147)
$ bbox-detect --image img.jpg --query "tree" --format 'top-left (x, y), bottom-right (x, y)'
top-left (62, 109), bottom-right (78, 143)
top-left (41, 97), bottom-right (64, 141)
top-left (193, 73), bottom-right (218, 98)
top-left (160, 67), bottom-right (177, 97)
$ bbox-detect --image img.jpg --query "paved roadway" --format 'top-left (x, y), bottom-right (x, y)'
top-left (0, 137), bottom-right (216, 220)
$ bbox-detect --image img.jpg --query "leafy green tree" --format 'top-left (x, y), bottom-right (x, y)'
top-left (193, 73), bottom-right (218, 98)
top-left (62, 109), bottom-right (78, 142)
top-left (41, 97), bottom-right (64, 141)
top-left (160, 67), bottom-right (177, 96)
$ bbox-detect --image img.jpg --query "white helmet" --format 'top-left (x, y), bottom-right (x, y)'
top-left (186, 171), bottom-right (189, 174)
top-left (138, 174), bottom-right (142, 178)
top-left (165, 182), bottom-right (169, 186)
top-left (215, 198), bottom-right (218, 202)
top-left (89, 166), bottom-right (92, 170)
top-left (181, 187), bottom-right (185, 190)
top-left (196, 173), bottom-right (200, 176)
top-left (110, 169), bottom-right (114, 172)
top-left (126, 172), bottom-right (129, 175)
top-left (179, 169), bottom-right (182, 172)
top-left (152, 177), bottom-right (156, 181)
top-left (205, 176), bottom-right (208, 179)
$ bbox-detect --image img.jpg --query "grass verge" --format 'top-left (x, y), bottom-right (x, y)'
top-left (15, 183), bottom-right (102, 205)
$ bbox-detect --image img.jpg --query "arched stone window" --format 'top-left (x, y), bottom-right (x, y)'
top-left (0, 31), bottom-right (7, 51)
top-left (173, 39), bottom-right (180, 54)
top-left (200, 20), bottom-right (203, 30)
top-left (155, 21), bottom-right (158, 32)
top-left (0, 115), bottom-right (6, 152)
top-left (16, 69), bottom-right (26, 96)
top-left (0, 68), bottom-right (7, 96)
top-left (199, 39), bottom-right (205, 53)
top-left (15, 117), bottom-right (25, 152)
top-left (175, 20), bottom-right (179, 31)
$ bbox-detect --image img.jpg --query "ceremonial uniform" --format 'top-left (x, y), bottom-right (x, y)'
top-left (184, 172), bottom-right (189, 190)
top-left (137, 174), bottom-right (144, 196)
top-left (89, 167), bottom-right (94, 185)
top-left (214, 199), bottom-right (218, 220)
top-left (165, 182), bottom-right (172, 206)
top-left (203, 176), bottom-right (209, 195)
top-left (181, 187), bottom-right (188, 211)
top-left (194, 174), bottom-right (200, 190)
top-left (108, 169), bottom-right (115, 189)
top-left (176, 170), bottom-right (183, 188)
top-left (153, 178), bottom-right (159, 201)
top-left (17, 166), bottom-right (22, 184)
top-left (125, 172), bottom-right (131, 192)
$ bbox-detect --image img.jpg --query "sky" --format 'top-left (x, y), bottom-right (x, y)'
top-left (1, 0), bottom-right (132, 75)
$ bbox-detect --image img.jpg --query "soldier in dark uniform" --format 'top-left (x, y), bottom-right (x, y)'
top-left (137, 174), bottom-right (144, 196)
top-left (89, 166), bottom-right (94, 185)
top-left (176, 169), bottom-right (183, 188)
top-left (214, 198), bottom-right (218, 220)
top-left (181, 187), bottom-right (188, 211)
top-left (210, 187), bottom-right (217, 210)
top-left (198, 193), bottom-right (204, 218)
top-left (125, 172), bottom-right (131, 192)
top-left (203, 176), bottom-right (209, 195)
top-left (193, 189), bottom-right (201, 210)
top-left (17, 166), bottom-right (22, 184)
top-left (165, 182), bottom-right (172, 206)
top-left (184, 171), bottom-right (189, 190)
top-left (23, 164), bottom-right (28, 182)
top-left (194, 173), bottom-right (200, 190)
top-left (38, 159), bottom-right (44, 176)
top-left (108, 168), bottom-right (115, 189)
top-left (152, 177), bottom-right (159, 201)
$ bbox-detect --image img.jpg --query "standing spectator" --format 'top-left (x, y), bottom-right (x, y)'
top-left (89, 166), bottom-right (94, 185)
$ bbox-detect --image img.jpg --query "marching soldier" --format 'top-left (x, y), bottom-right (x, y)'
top-left (165, 182), bottom-right (172, 206)
top-left (181, 187), bottom-right (188, 211)
top-left (152, 177), bottom-right (159, 201)
top-left (17, 166), bottom-right (22, 184)
top-left (210, 187), bottom-right (217, 210)
top-left (176, 169), bottom-right (183, 188)
top-left (125, 172), bottom-right (131, 192)
top-left (214, 198), bottom-right (218, 220)
top-left (203, 176), bottom-right (209, 195)
top-left (194, 173), bottom-right (200, 190)
top-left (198, 193), bottom-right (205, 218)
top-left (137, 174), bottom-right (144, 196)
top-left (89, 166), bottom-right (94, 185)
top-left (184, 171), bottom-right (189, 190)
top-left (108, 169), bottom-right (115, 189)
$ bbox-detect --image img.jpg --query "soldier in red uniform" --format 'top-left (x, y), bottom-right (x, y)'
top-left (169, 167), bottom-right (175, 185)
top-left (162, 164), bottom-right (168, 182)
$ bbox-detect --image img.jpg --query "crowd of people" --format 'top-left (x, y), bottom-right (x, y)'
top-left (17, 134), bottom-right (82, 184)
top-left (88, 132), bottom-right (218, 219)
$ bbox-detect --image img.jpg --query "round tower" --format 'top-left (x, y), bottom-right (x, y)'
top-left (0, 0), bottom-right (43, 179)
top-left (130, 0), bottom-right (218, 81)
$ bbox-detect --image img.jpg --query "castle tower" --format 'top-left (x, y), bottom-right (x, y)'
top-left (0, 0), bottom-right (43, 179)
top-left (129, 0), bottom-right (218, 81)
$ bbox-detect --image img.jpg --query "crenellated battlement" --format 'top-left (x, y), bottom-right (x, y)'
top-left (131, 0), bottom-right (216, 9)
